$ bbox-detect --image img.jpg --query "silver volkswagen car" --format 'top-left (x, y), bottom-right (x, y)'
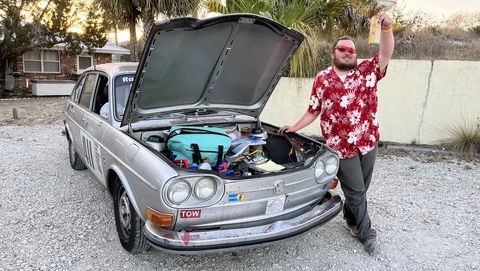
top-left (64, 14), bottom-right (342, 254)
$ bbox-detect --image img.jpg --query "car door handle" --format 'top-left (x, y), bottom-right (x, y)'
top-left (81, 118), bottom-right (88, 126)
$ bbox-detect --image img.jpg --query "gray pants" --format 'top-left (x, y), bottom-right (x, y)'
top-left (336, 147), bottom-right (377, 242)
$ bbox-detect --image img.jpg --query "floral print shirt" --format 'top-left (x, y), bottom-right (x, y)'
top-left (308, 53), bottom-right (387, 159)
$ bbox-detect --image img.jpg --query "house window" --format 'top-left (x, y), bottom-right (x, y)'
top-left (23, 49), bottom-right (60, 73)
top-left (77, 55), bottom-right (93, 74)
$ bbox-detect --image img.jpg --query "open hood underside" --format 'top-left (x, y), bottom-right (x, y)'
top-left (122, 14), bottom-right (304, 127)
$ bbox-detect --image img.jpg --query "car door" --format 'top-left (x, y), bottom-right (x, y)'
top-left (67, 72), bottom-right (97, 164)
top-left (73, 72), bottom-right (99, 174)
top-left (66, 75), bottom-right (86, 153)
top-left (76, 73), bottom-right (112, 183)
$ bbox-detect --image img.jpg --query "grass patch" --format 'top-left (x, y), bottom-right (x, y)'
top-left (443, 118), bottom-right (480, 155)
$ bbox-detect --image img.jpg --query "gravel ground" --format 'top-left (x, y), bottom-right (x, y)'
top-left (1, 98), bottom-right (480, 270)
top-left (0, 97), bottom-right (67, 126)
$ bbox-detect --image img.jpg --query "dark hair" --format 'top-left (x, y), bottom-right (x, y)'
top-left (331, 36), bottom-right (356, 52)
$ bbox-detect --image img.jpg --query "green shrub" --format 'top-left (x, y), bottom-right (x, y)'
top-left (444, 117), bottom-right (480, 154)
top-left (470, 25), bottom-right (480, 35)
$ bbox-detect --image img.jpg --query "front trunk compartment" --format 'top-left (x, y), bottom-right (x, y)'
top-left (133, 120), bottom-right (326, 178)
top-left (129, 117), bottom-right (337, 231)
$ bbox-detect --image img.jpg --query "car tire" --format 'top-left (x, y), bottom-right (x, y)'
top-left (68, 139), bottom-right (86, 170)
top-left (113, 179), bottom-right (150, 254)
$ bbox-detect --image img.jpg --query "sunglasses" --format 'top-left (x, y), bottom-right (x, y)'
top-left (335, 45), bottom-right (356, 54)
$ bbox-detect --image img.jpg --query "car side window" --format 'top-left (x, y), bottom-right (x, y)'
top-left (78, 73), bottom-right (97, 109)
top-left (92, 74), bottom-right (109, 115)
top-left (71, 76), bottom-right (86, 103)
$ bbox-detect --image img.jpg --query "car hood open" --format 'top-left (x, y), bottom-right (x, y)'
top-left (121, 14), bottom-right (304, 127)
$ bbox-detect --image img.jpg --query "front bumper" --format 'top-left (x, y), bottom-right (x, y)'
top-left (144, 191), bottom-right (342, 254)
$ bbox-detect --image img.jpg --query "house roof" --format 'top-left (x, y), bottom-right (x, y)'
top-left (49, 42), bottom-right (130, 55)
top-left (94, 42), bottom-right (130, 55)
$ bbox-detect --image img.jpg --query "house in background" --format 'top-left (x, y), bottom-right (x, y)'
top-left (4, 42), bottom-right (130, 96)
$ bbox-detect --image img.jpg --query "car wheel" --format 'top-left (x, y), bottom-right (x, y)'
top-left (68, 139), bottom-right (86, 170)
top-left (113, 179), bottom-right (149, 253)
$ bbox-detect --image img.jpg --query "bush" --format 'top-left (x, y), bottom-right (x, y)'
top-left (471, 25), bottom-right (480, 35)
top-left (444, 117), bottom-right (480, 155)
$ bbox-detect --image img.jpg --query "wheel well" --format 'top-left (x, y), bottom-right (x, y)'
top-left (107, 169), bottom-right (120, 195)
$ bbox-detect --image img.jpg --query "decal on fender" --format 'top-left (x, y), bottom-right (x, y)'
top-left (180, 209), bottom-right (201, 218)
top-left (80, 130), bottom-right (103, 179)
top-left (228, 193), bottom-right (245, 202)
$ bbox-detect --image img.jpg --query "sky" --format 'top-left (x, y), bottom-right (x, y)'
top-left (400, 0), bottom-right (480, 17)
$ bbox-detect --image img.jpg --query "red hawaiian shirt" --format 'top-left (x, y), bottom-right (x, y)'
top-left (308, 53), bottom-right (387, 159)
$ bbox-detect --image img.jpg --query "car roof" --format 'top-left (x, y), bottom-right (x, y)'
top-left (85, 62), bottom-right (138, 77)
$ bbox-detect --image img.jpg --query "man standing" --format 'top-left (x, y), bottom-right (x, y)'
top-left (280, 14), bottom-right (394, 255)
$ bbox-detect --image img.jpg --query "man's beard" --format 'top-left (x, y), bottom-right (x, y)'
top-left (333, 55), bottom-right (357, 71)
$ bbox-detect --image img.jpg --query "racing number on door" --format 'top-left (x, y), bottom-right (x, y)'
top-left (81, 134), bottom-right (95, 170)
top-left (80, 131), bottom-right (103, 179)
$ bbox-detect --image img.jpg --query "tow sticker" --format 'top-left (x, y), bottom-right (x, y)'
top-left (180, 209), bottom-right (201, 218)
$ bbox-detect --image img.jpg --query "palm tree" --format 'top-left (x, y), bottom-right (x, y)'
top-left (98, 0), bottom-right (141, 61)
top-left (99, 0), bottom-right (201, 61)
top-left (140, 0), bottom-right (201, 39)
top-left (332, 0), bottom-right (381, 38)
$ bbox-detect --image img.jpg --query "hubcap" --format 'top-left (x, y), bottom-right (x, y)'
top-left (118, 188), bottom-right (131, 238)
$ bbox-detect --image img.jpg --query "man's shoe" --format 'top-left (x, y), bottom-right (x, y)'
top-left (343, 223), bottom-right (359, 237)
top-left (362, 229), bottom-right (377, 256)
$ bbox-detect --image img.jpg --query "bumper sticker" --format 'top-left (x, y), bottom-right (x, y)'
top-left (265, 196), bottom-right (286, 215)
top-left (180, 231), bottom-right (200, 245)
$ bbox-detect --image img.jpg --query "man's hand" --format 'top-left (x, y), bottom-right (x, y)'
top-left (279, 111), bottom-right (319, 134)
top-left (279, 125), bottom-right (297, 134)
top-left (377, 14), bottom-right (392, 30)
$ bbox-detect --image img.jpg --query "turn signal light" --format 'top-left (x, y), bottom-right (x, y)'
top-left (146, 207), bottom-right (174, 227)
top-left (330, 177), bottom-right (339, 189)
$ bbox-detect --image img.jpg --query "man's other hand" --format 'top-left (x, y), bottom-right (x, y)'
top-left (279, 125), bottom-right (297, 134)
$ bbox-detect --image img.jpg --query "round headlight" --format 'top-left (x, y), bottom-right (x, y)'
top-left (167, 180), bottom-right (191, 204)
top-left (325, 156), bottom-right (338, 175)
top-left (194, 177), bottom-right (216, 200)
top-left (315, 160), bottom-right (325, 178)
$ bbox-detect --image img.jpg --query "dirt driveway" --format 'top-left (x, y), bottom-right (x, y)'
top-left (0, 97), bottom-right (68, 126)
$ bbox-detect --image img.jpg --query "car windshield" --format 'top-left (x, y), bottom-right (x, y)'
top-left (114, 74), bottom-right (134, 120)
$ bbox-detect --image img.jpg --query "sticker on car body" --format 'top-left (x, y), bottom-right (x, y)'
top-left (180, 231), bottom-right (200, 246)
top-left (265, 196), bottom-right (286, 215)
top-left (228, 193), bottom-right (245, 202)
top-left (180, 209), bottom-right (201, 218)
top-left (80, 130), bottom-right (103, 179)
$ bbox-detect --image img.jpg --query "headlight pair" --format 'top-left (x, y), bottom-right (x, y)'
top-left (315, 155), bottom-right (338, 179)
top-left (167, 177), bottom-right (217, 204)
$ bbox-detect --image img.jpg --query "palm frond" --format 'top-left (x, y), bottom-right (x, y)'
top-left (157, 0), bottom-right (201, 17)
top-left (203, 0), bottom-right (227, 14)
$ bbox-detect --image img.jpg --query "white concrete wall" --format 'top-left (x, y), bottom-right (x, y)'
top-left (261, 59), bottom-right (480, 145)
